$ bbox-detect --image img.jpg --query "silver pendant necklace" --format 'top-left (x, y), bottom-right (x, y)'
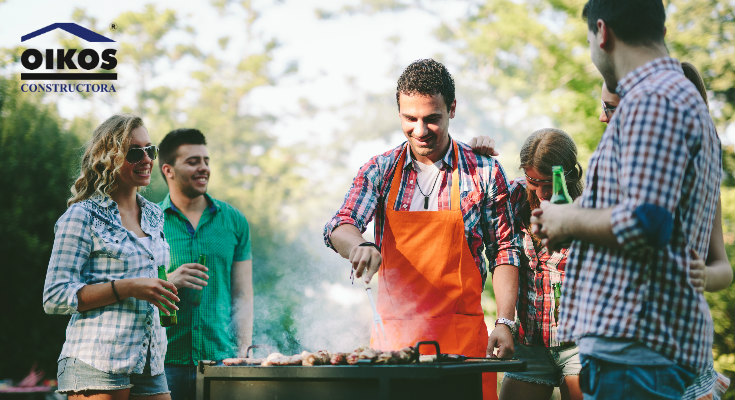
top-left (415, 165), bottom-right (442, 210)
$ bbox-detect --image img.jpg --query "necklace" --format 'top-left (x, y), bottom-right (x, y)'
top-left (415, 164), bottom-right (442, 210)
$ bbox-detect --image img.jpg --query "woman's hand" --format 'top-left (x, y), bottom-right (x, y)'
top-left (119, 278), bottom-right (180, 314)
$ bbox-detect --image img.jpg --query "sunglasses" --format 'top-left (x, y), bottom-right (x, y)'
top-left (125, 145), bottom-right (158, 164)
top-left (601, 100), bottom-right (617, 119)
top-left (525, 173), bottom-right (552, 186)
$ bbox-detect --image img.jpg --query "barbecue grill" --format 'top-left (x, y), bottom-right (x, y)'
top-left (195, 342), bottom-right (526, 400)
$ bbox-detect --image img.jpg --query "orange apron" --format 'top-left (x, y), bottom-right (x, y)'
top-left (371, 141), bottom-right (496, 400)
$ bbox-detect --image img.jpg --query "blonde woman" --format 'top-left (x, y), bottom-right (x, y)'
top-left (43, 114), bottom-right (179, 399)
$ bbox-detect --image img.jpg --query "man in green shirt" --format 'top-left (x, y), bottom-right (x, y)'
top-left (157, 128), bottom-right (253, 400)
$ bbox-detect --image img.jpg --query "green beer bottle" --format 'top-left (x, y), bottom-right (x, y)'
top-left (157, 265), bottom-right (177, 327)
top-left (552, 282), bottom-right (562, 322)
top-left (191, 254), bottom-right (206, 306)
top-left (549, 165), bottom-right (573, 248)
top-left (550, 165), bottom-right (573, 205)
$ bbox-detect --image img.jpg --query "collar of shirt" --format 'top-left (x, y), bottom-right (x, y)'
top-left (616, 57), bottom-right (682, 98)
top-left (161, 193), bottom-right (218, 215)
top-left (89, 193), bottom-right (163, 237)
top-left (402, 140), bottom-right (456, 172)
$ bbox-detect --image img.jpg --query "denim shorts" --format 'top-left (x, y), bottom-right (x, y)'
top-left (57, 357), bottom-right (169, 396)
top-left (503, 342), bottom-right (582, 386)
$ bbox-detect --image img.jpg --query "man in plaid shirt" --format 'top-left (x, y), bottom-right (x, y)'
top-left (531, 1), bottom-right (722, 399)
top-left (324, 59), bottom-right (520, 400)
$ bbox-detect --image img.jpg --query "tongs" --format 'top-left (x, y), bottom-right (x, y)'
top-left (364, 280), bottom-right (388, 348)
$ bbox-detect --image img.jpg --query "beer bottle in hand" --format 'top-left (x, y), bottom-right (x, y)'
top-left (549, 165), bottom-right (573, 248)
top-left (191, 254), bottom-right (206, 306)
top-left (553, 282), bottom-right (562, 322)
top-left (550, 165), bottom-right (573, 205)
top-left (157, 265), bottom-right (177, 327)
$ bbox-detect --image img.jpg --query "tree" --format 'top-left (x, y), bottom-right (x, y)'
top-left (0, 76), bottom-right (82, 381)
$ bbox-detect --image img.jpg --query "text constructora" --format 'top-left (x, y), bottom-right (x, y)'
top-left (21, 83), bottom-right (117, 93)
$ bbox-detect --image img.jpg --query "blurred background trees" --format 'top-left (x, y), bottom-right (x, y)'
top-left (0, 0), bottom-right (732, 395)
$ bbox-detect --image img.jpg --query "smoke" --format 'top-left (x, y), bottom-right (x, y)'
top-left (244, 229), bottom-right (373, 357)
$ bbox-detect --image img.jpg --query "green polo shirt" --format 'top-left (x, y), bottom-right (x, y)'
top-left (159, 193), bottom-right (251, 365)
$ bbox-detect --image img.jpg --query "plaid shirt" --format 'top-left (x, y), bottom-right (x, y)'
top-left (682, 363), bottom-right (731, 400)
top-left (558, 57), bottom-right (722, 371)
top-left (509, 178), bottom-right (569, 347)
top-left (324, 139), bottom-right (520, 285)
top-left (43, 194), bottom-right (170, 375)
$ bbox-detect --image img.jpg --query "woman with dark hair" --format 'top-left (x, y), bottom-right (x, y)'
top-left (43, 114), bottom-right (179, 399)
top-left (472, 128), bottom-right (584, 400)
top-left (501, 129), bottom-right (583, 400)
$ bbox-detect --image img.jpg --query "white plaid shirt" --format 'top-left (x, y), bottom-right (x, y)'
top-left (43, 194), bottom-right (170, 375)
top-left (558, 57), bottom-right (721, 371)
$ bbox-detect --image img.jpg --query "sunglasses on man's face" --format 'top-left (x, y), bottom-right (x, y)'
top-left (601, 100), bottom-right (617, 119)
top-left (125, 145), bottom-right (158, 164)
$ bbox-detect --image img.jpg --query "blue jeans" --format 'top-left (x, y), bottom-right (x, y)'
top-left (165, 364), bottom-right (197, 400)
top-left (579, 354), bottom-right (696, 400)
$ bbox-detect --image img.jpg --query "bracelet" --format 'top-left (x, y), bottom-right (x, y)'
top-left (358, 242), bottom-right (380, 251)
top-left (110, 280), bottom-right (122, 303)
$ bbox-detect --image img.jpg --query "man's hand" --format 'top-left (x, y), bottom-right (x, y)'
top-left (469, 136), bottom-right (499, 157)
top-left (487, 325), bottom-right (514, 358)
top-left (167, 262), bottom-right (209, 290)
top-left (350, 244), bottom-right (382, 284)
top-left (530, 201), bottom-right (575, 252)
top-left (689, 249), bottom-right (706, 293)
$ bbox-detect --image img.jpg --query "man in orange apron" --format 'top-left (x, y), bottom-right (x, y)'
top-left (324, 59), bottom-right (520, 400)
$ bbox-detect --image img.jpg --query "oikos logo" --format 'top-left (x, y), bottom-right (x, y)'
top-left (20, 23), bottom-right (118, 92)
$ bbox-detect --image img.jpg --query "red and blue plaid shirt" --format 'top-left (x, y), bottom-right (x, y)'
top-left (324, 139), bottom-right (520, 286)
top-left (509, 178), bottom-right (569, 348)
top-left (559, 57), bottom-right (722, 371)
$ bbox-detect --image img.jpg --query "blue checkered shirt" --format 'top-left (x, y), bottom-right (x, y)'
top-left (558, 57), bottom-right (721, 371)
top-left (43, 194), bottom-right (170, 375)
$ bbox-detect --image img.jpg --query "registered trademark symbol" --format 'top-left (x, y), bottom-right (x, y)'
top-left (110, 23), bottom-right (117, 30)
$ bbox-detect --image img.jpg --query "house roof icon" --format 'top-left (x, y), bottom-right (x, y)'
top-left (21, 23), bottom-right (115, 42)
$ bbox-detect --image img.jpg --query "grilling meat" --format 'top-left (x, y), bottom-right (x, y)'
top-left (261, 352), bottom-right (303, 366)
top-left (330, 352), bottom-right (347, 365)
top-left (222, 357), bottom-right (263, 366)
top-left (256, 346), bottom-right (417, 366)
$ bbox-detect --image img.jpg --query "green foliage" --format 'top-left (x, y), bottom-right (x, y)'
top-left (707, 185), bottom-right (735, 398)
top-left (0, 76), bottom-right (81, 380)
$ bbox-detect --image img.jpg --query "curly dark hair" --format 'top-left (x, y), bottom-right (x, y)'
top-left (396, 58), bottom-right (455, 112)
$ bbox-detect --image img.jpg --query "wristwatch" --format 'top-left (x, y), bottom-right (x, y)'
top-left (494, 317), bottom-right (516, 331)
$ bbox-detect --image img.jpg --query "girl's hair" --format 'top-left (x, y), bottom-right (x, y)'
top-left (68, 114), bottom-right (144, 206)
top-left (520, 128), bottom-right (584, 200)
top-left (680, 61), bottom-right (708, 106)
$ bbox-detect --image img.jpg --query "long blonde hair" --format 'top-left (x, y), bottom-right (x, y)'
top-left (68, 114), bottom-right (144, 206)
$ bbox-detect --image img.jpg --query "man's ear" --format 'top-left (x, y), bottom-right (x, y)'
top-left (597, 19), bottom-right (610, 49)
top-left (161, 164), bottom-right (174, 180)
